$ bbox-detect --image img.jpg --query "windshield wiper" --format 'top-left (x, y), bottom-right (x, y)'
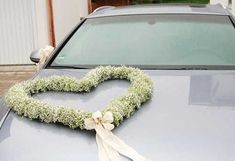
top-left (47, 65), bottom-right (235, 70)
top-left (149, 65), bottom-right (235, 70)
top-left (47, 65), bottom-right (90, 69)
top-left (177, 67), bottom-right (209, 70)
top-left (176, 65), bottom-right (235, 70)
top-left (136, 65), bottom-right (210, 70)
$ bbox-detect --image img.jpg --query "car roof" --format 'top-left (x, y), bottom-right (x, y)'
top-left (87, 4), bottom-right (230, 18)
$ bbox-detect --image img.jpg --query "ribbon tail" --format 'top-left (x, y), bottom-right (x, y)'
top-left (96, 134), bottom-right (110, 161)
top-left (96, 133), bottom-right (122, 161)
top-left (95, 126), bottom-right (149, 161)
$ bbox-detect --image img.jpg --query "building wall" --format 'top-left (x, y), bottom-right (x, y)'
top-left (210, 0), bottom-right (228, 6)
top-left (34, 0), bottom-right (50, 52)
top-left (0, 0), bottom-right (88, 64)
top-left (232, 0), bottom-right (235, 15)
top-left (0, 0), bottom-right (42, 64)
top-left (210, 0), bottom-right (235, 15)
top-left (53, 0), bottom-right (88, 45)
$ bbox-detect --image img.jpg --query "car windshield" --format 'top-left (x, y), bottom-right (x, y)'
top-left (50, 14), bottom-right (235, 69)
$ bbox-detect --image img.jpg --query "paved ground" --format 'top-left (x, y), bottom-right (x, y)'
top-left (0, 65), bottom-right (36, 96)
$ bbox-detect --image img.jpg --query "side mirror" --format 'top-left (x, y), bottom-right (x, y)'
top-left (30, 49), bottom-right (42, 63)
top-left (30, 46), bottom-right (54, 64)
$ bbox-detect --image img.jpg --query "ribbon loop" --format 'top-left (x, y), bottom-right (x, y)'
top-left (36, 45), bottom-right (54, 70)
top-left (84, 111), bottom-right (149, 161)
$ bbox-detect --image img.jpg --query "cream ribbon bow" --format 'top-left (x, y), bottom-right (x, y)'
top-left (84, 111), bottom-right (149, 161)
top-left (36, 45), bottom-right (54, 70)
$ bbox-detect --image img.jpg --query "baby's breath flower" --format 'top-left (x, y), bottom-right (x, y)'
top-left (4, 66), bottom-right (153, 129)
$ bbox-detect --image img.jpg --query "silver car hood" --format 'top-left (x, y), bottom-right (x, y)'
top-left (1, 69), bottom-right (235, 161)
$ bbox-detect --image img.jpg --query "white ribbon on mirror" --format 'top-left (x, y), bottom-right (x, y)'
top-left (36, 45), bottom-right (54, 70)
top-left (84, 111), bottom-right (149, 161)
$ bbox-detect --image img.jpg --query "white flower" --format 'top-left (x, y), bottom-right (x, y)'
top-left (84, 111), bottom-right (114, 131)
top-left (5, 66), bottom-right (153, 129)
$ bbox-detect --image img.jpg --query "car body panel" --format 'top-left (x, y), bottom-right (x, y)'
top-left (1, 69), bottom-right (235, 161)
top-left (1, 4), bottom-right (235, 161)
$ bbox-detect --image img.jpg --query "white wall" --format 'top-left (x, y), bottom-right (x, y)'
top-left (210, 0), bottom-right (235, 15)
top-left (0, 0), bottom-right (88, 64)
top-left (53, 0), bottom-right (88, 45)
top-left (210, 0), bottom-right (229, 6)
top-left (34, 0), bottom-right (50, 49)
top-left (232, 0), bottom-right (235, 15)
top-left (0, 0), bottom-right (49, 64)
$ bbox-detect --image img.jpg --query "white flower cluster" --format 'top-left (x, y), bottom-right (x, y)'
top-left (4, 66), bottom-right (153, 129)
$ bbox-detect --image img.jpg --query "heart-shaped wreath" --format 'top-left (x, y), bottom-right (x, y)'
top-left (4, 66), bottom-right (153, 161)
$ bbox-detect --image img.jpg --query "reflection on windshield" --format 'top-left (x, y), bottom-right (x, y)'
top-left (51, 15), bottom-right (235, 68)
